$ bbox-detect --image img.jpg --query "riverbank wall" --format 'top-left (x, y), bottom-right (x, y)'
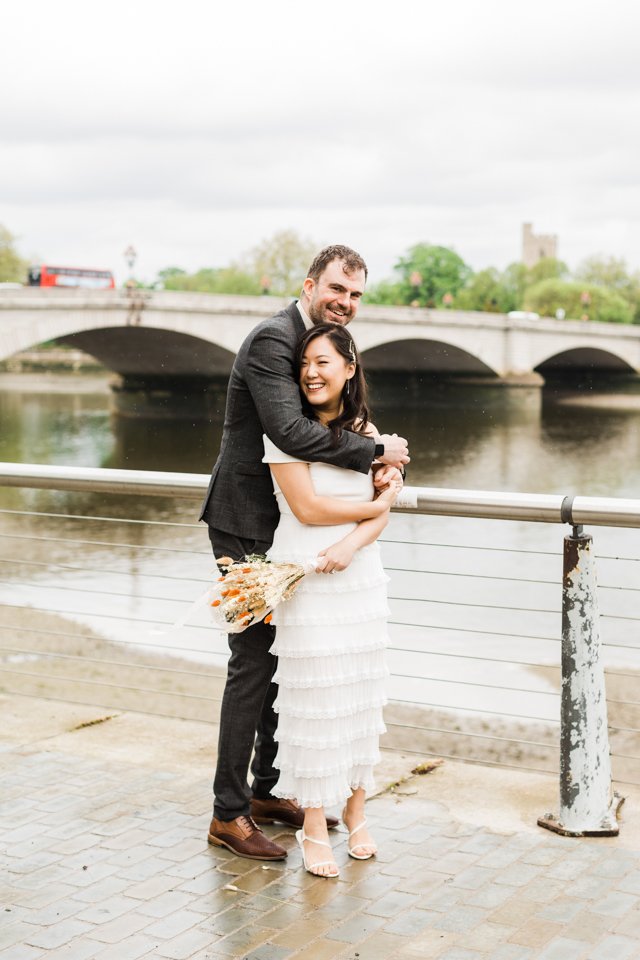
top-left (0, 347), bottom-right (104, 373)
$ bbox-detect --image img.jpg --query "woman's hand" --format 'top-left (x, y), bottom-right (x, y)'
top-left (372, 465), bottom-right (403, 500)
top-left (316, 540), bottom-right (357, 574)
top-left (376, 476), bottom-right (403, 506)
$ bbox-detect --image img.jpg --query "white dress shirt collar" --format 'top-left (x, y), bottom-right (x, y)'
top-left (296, 300), bottom-right (313, 330)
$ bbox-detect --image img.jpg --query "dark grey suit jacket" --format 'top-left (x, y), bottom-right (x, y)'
top-left (199, 301), bottom-right (376, 542)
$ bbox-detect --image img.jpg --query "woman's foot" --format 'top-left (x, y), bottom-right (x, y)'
top-left (342, 804), bottom-right (377, 860)
top-left (296, 827), bottom-right (339, 878)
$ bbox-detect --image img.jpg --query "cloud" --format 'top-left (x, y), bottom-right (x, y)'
top-left (2, 0), bottom-right (640, 281)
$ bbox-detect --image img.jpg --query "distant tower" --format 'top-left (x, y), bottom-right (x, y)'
top-left (522, 222), bottom-right (557, 268)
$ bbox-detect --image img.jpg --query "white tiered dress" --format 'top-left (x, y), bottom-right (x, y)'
top-left (262, 435), bottom-right (389, 810)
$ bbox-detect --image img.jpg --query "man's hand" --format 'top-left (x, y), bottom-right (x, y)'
top-left (377, 433), bottom-right (410, 468)
top-left (372, 464), bottom-right (404, 494)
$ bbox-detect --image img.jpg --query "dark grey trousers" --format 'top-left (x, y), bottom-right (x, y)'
top-left (208, 528), bottom-right (279, 821)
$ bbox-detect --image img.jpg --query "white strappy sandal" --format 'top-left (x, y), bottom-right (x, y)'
top-left (295, 827), bottom-right (340, 878)
top-left (343, 816), bottom-right (378, 861)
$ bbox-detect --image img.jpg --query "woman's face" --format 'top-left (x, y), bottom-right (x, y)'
top-left (299, 335), bottom-right (355, 413)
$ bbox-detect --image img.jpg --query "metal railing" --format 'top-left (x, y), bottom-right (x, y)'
top-left (1, 462), bottom-right (639, 797)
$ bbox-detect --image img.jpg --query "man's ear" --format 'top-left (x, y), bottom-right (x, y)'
top-left (301, 277), bottom-right (314, 299)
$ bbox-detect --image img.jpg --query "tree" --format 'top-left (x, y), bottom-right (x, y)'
top-left (575, 255), bottom-right (630, 290)
top-left (575, 255), bottom-right (640, 323)
top-left (527, 257), bottom-right (569, 285)
top-left (241, 229), bottom-right (317, 296)
top-left (502, 262), bottom-right (529, 308)
top-left (364, 279), bottom-right (404, 305)
top-left (524, 279), bottom-right (633, 324)
top-left (156, 267), bottom-right (187, 286)
top-left (157, 266), bottom-right (261, 295)
top-left (0, 225), bottom-right (28, 283)
top-left (393, 244), bottom-right (472, 307)
top-left (455, 268), bottom-right (515, 313)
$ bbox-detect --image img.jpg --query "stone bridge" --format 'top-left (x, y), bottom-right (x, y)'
top-left (1, 288), bottom-right (639, 413)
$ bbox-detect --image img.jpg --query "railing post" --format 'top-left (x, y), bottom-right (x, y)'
top-left (538, 525), bottom-right (623, 836)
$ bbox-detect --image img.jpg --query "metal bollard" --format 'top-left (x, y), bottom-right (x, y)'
top-left (538, 525), bottom-right (624, 837)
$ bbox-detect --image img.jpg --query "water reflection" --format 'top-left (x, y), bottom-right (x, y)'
top-left (2, 373), bottom-right (640, 500)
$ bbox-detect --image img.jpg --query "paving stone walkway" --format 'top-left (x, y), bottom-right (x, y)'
top-left (3, 705), bottom-right (640, 959)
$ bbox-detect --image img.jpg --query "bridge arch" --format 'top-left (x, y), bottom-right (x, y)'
top-left (534, 346), bottom-right (635, 377)
top-left (360, 337), bottom-right (498, 377)
top-left (56, 327), bottom-right (236, 378)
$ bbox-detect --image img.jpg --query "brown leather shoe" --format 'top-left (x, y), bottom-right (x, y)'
top-left (251, 796), bottom-right (339, 830)
top-left (207, 815), bottom-right (287, 861)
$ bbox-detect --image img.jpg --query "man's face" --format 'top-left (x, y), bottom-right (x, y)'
top-left (303, 259), bottom-right (365, 326)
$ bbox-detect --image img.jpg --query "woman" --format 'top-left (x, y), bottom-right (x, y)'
top-left (262, 322), bottom-right (401, 878)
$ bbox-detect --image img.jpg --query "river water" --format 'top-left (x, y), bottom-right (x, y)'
top-left (1, 372), bottom-right (640, 733)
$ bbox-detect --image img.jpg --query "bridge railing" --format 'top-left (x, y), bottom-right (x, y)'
top-left (1, 463), bottom-right (640, 794)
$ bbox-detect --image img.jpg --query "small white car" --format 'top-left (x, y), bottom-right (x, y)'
top-left (507, 310), bottom-right (540, 320)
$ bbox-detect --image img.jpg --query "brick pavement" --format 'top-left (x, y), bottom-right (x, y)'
top-left (2, 700), bottom-right (640, 959)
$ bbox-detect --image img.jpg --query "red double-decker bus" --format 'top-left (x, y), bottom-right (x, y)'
top-left (28, 265), bottom-right (115, 289)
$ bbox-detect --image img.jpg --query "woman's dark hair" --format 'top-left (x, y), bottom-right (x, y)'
top-left (295, 323), bottom-right (370, 445)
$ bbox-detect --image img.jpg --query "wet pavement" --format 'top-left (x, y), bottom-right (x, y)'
top-left (3, 695), bottom-right (640, 960)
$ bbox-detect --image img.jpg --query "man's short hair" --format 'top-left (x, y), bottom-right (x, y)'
top-left (306, 245), bottom-right (368, 282)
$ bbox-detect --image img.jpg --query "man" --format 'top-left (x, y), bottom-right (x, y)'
top-left (200, 244), bottom-right (409, 860)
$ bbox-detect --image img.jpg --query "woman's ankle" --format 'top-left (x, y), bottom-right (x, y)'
top-left (303, 808), bottom-right (328, 836)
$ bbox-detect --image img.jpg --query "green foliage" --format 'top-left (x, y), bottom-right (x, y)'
top-left (394, 244), bottom-right (472, 307)
top-left (455, 268), bottom-right (515, 313)
top-left (527, 257), bottom-right (569, 285)
top-left (364, 280), bottom-right (404, 305)
top-left (157, 267), bottom-right (187, 284)
top-left (575, 255), bottom-right (630, 289)
top-left (575, 255), bottom-right (640, 323)
top-left (524, 278), bottom-right (634, 324)
top-left (159, 266), bottom-right (261, 295)
top-left (502, 262), bottom-right (529, 308)
top-left (241, 229), bottom-right (317, 296)
top-left (0, 225), bottom-right (28, 283)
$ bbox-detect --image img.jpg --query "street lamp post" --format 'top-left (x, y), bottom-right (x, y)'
top-left (123, 245), bottom-right (137, 288)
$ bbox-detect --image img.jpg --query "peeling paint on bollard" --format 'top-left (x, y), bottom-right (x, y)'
top-left (538, 527), bottom-right (624, 837)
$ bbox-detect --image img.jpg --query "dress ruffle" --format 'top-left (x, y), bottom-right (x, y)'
top-left (270, 619), bottom-right (388, 657)
top-left (273, 648), bottom-right (388, 688)
top-left (272, 766), bottom-right (377, 810)
top-left (274, 678), bottom-right (388, 720)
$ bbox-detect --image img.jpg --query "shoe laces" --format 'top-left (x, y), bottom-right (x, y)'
top-left (237, 815), bottom-right (259, 834)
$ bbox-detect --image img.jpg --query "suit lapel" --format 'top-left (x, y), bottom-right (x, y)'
top-left (285, 300), bottom-right (306, 337)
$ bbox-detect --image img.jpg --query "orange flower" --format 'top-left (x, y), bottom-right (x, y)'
top-left (264, 613), bottom-right (273, 624)
top-left (221, 590), bottom-right (230, 597)
top-left (242, 567), bottom-right (252, 573)
top-left (217, 576), bottom-right (226, 582)
top-left (211, 599), bottom-right (221, 607)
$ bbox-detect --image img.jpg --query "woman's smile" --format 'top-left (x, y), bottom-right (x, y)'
top-left (299, 335), bottom-right (354, 416)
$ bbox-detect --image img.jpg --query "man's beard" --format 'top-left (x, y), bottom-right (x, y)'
top-left (308, 300), bottom-right (350, 325)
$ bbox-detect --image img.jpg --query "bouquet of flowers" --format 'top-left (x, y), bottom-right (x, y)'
top-left (209, 554), bottom-right (311, 633)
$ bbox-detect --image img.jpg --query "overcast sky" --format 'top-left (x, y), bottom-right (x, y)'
top-left (2, 0), bottom-right (639, 285)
